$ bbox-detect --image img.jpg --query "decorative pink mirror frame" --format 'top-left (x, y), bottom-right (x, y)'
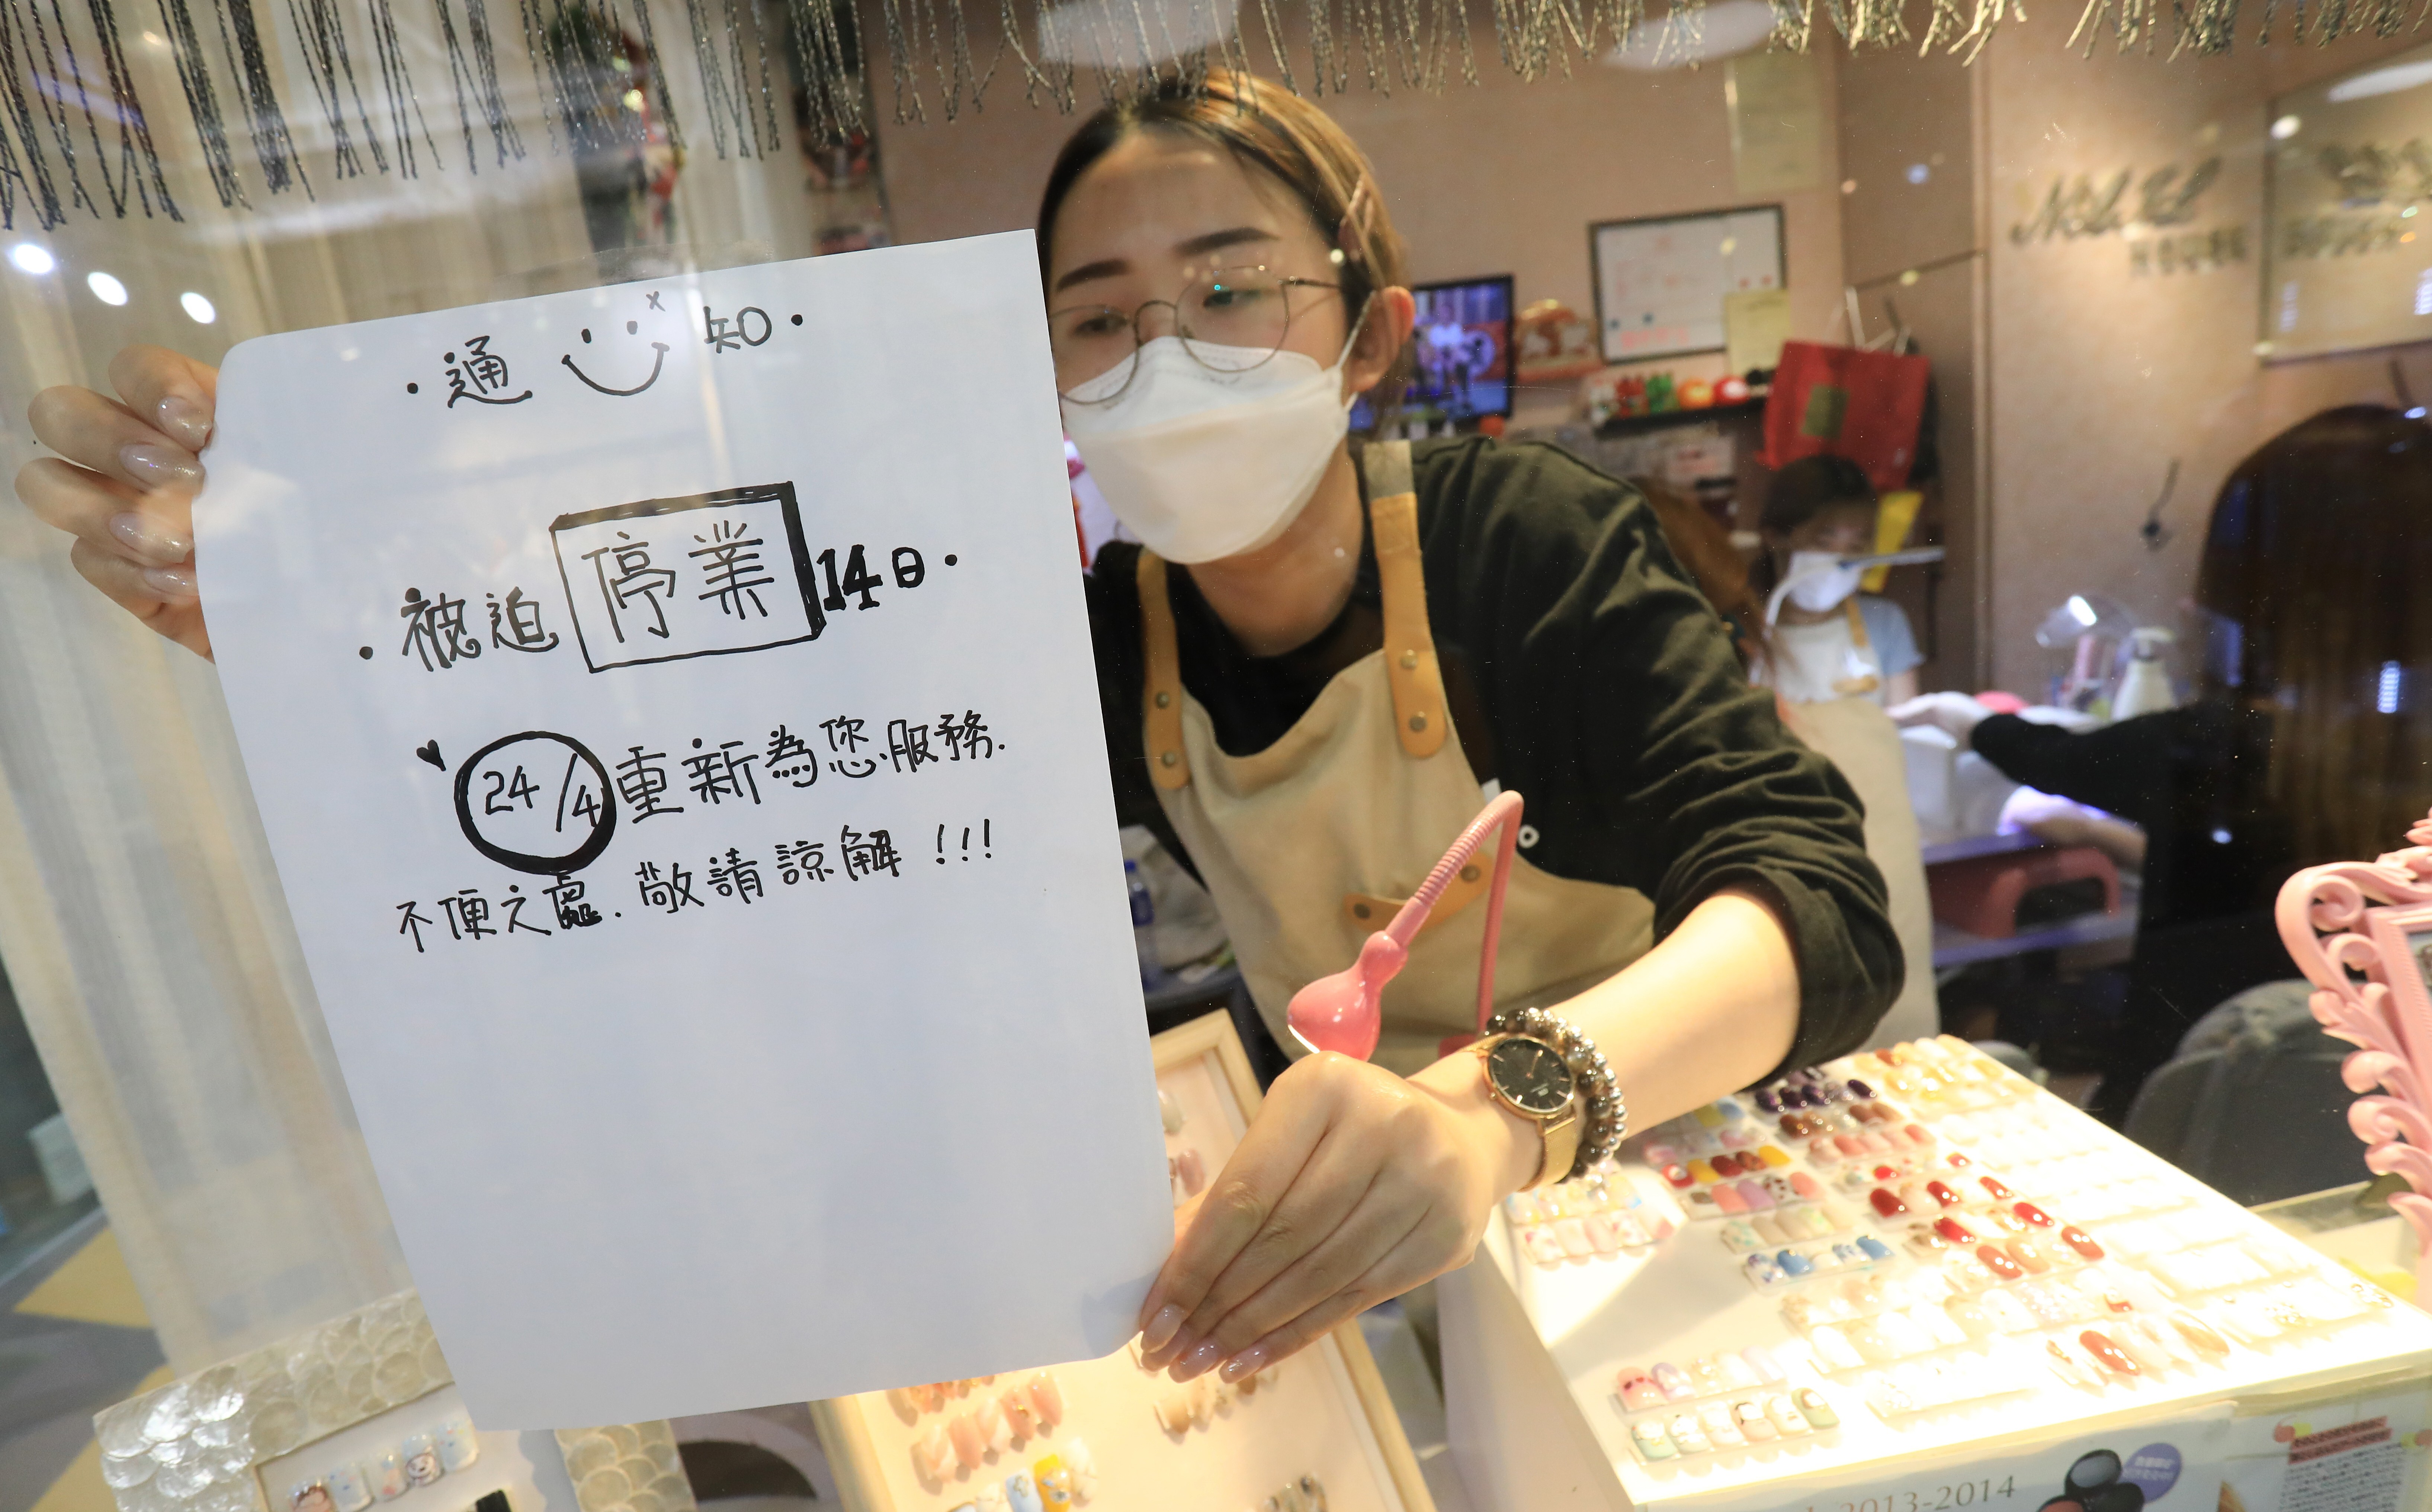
top-left (2276, 811), bottom-right (2432, 1301)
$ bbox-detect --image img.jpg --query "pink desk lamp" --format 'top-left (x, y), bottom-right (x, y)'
top-left (1285, 791), bottom-right (1524, 1061)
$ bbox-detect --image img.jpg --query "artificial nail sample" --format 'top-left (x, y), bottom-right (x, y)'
top-left (2079, 1330), bottom-right (2140, 1376)
top-left (914, 1425), bottom-right (954, 1480)
top-left (1870, 1188), bottom-right (1909, 1218)
top-left (324, 1469), bottom-right (372, 1512)
top-left (436, 1415), bottom-right (480, 1472)
top-left (1791, 1388), bottom-right (1839, 1428)
top-left (372, 1454), bottom-right (408, 1501)
top-left (1662, 1163), bottom-right (1694, 1189)
top-left (2014, 1201), bottom-right (2054, 1227)
top-left (1174, 1147), bottom-right (1206, 1196)
top-left (1925, 1181), bottom-right (1962, 1209)
top-left (1652, 1361), bottom-right (1695, 1399)
top-left (1855, 1235), bottom-right (1893, 1261)
top-left (1004, 1472), bottom-right (1046, 1512)
top-left (1743, 1344), bottom-right (1785, 1382)
top-left (1001, 1389), bottom-right (1038, 1440)
top-left (1028, 1372), bottom-right (1066, 1426)
top-left (1714, 1184), bottom-right (1749, 1214)
top-left (2007, 1239), bottom-right (2050, 1274)
top-left (1732, 1400), bottom-right (1778, 1441)
top-left (2170, 1312), bottom-right (2230, 1357)
top-left (400, 1438), bottom-right (440, 1489)
top-left (948, 1413), bottom-right (986, 1472)
top-left (1668, 1413), bottom-right (1713, 1455)
top-left (1790, 1172), bottom-right (1824, 1200)
top-left (1153, 1392), bottom-right (1193, 1434)
top-left (1765, 1394), bottom-right (1809, 1435)
top-left (1979, 1175), bottom-right (2015, 1200)
top-left (976, 1399), bottom-right (1010, 1452)
top-left (1159, 1088), bottom-right (1185, 1132)
top-left (1617, 1370), bottom-right (1667, 1412)
top-left (1631, 1419), bottom-right (1677, 1461)
top-left (1688, 1159), bottom-right (1717, 1185)
top-left (1934, 1217), bottom-right (1977, 1245)
top-left (2061, 1225), bottom-right (2106, 1261)
top-left (1697, 1402), bottom-right (1745, 1448)
top-left (1976, 1245), bottom-right (2024, 1281)
top-left (1758, 1145), bottom-right (1793, 1168)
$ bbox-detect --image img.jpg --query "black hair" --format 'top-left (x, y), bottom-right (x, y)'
top-left (1761, 454), bottom-right (1878, 538)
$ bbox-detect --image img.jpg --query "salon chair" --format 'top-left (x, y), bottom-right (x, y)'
top-left (2122, 980), bottom-right (2365, 1206)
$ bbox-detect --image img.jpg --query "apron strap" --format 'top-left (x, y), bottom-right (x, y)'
top-left (1845, 596), bottom-right (1872, 650)
top-left (1368, 441), bottom-right (1449, 760)
top-left (1137, 551), bottom-right (1191, 790)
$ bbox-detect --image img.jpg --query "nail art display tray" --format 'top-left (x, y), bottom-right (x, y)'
top-left (810, 1011), bottom-right (1437, 1512)
top-left (94, 1287), bottom-right (696, 1512)
top-left (1437, 1035), bottom-right (2432, 1512)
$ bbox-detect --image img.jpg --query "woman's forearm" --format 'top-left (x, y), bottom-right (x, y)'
top-left (1408, 885), bottom-right (1802, 1194)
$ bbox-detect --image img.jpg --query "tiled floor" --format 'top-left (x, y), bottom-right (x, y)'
top-left (0, 1215), bottom-right (168, 1512)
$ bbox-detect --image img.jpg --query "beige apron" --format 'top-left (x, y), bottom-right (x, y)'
top-left (1775, 692), bottom-right (1942, 1051)
top-left (1136, 443), bottom-right (1655, 1076)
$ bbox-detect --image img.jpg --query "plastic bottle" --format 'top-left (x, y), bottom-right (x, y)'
top-left (2110, 627), bottom-right (2178, 721)
top-left (1126, 860), bottom-right (1170, 991)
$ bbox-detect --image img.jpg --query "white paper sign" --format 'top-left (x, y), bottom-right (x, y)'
top-left (199, 232), bottom-right (1173, 1429)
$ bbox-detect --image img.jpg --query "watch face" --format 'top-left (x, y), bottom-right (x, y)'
top-left (1487, 1038), bottom-right (1575, 1117)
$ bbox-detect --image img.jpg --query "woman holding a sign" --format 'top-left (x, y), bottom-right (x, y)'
top-left (19, 71), bottom-right (1897, 1397)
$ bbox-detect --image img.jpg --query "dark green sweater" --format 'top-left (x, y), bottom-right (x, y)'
top-left (1085, 435), bottom-right (1902, 1078)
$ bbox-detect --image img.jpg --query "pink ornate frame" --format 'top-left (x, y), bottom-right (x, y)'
top-left (2277, 812), bottom-right (2432, 1301)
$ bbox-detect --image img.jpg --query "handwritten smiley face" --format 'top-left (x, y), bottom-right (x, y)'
top-left (561, 294), bottom-right (674, 396)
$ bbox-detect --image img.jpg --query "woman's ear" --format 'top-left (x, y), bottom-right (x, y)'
top-left (1344, 285), bottom-right (1417, 397)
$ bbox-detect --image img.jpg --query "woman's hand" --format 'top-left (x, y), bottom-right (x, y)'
top-left (1135, 1049), bottom-right (1534, 1384)
top-left (1889, 690), bottom-right (1989, 744)
top-left (17, 346), bottom-right (219, 660)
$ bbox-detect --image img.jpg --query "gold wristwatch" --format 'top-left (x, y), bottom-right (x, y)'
top-left (1472, 1033), bottom-right (1582, 1190)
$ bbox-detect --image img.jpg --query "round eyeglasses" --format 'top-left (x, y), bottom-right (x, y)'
top-left (1050, 265), bottom-right (1345, 403)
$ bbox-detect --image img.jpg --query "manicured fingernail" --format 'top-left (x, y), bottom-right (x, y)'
top-left (1168, 1339), bottom-right (1221, 1381)
top-left (119, 442), bottom-right (202, 489)
top-left (1217, 1345), bottom-right (1267, 1383)
top-left (1140, 1304), bottom-right (1184, 1353)
top-left (109, 510), bottom-right (192, 566)
top-left (143, 565), bottom-right (198, 599)
top-left (157, 393), bottom-right (212, 449)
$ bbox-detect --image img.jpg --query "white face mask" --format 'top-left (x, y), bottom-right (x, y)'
top-left (1770, 550), bottom-right (1867, 621)
top-left (1061, 330), bottom-right (1360, 564)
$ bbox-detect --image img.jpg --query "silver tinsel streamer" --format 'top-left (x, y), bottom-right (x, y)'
top-left (19, 0), bottom-right (2324, 225)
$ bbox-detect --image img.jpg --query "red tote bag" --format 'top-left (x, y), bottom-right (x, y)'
top-left (1759, 340), bottom-right (1931, 492)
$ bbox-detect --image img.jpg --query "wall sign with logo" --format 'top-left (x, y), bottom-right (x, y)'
top-left (2008, 156), bottom-right (2247, 279)
top-left (2261, 38), bottom-right (2432, 360)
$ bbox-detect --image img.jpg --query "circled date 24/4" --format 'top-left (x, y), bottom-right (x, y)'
top-left (1800, 1478), bottom-right (2016, 1512)
top-left (454, 731), bottom-right (618, 875)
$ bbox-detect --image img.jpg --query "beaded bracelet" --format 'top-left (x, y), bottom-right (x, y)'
top-left (1486, 1004), bottom-right (1626, 1182)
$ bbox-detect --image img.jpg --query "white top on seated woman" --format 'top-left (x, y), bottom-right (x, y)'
top-left (1753, 455), bottom-right (1922, 708)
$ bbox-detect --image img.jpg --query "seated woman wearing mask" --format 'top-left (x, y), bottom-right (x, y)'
top-left (1753, 456), bottom-right (1922, 708)
top-left (19, 73), bottom-right (1898, 1393)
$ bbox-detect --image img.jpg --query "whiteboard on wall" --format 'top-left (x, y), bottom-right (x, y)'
top-left (1591, 205), bottom-right (1787, 364)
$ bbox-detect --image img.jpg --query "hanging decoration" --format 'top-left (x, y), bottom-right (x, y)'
top-left (0, 0), bottom-right (2413, 234)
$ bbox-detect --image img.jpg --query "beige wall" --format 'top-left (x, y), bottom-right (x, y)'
top-left (1977, 16), bottom-right (2431, 696)
top-left (870, 17), bottom-right (1848, 412)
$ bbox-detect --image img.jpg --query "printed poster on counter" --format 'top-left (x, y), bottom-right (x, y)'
top-left (1672, 1405), bottom-right (2230, 1512)
top-left (197, 232), bottom-right (1174, 1428)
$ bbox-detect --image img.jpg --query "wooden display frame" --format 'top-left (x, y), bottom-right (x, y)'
top-left (811, 1011), bottom-right (1437, 1512)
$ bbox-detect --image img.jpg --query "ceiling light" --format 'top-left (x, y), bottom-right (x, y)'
top-left (180, 291), bottom-right (217, 324)
top-left (8, 242), bottom-right (56, 275)
top-left (87, 270), bottom-right (128, 305)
